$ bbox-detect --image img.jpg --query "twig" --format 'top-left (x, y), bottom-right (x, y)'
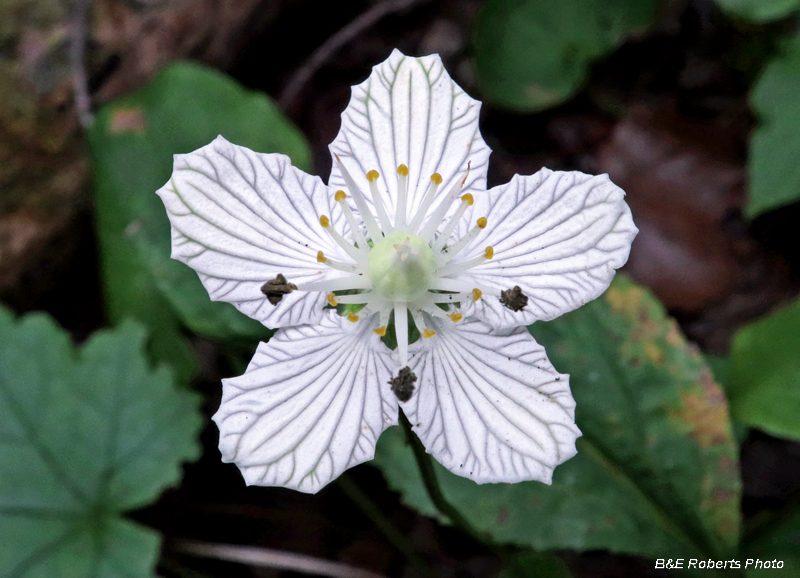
top-left (337, 473), bottom-right (434, 577)
top-left (398, 411), bottom-right (488, 545)
top-left (69, 0), bottom-right (93, 127)
top-left (171, 539), bottom-right (389, 578)
top-left (279, 0), bottom-right (429, 109)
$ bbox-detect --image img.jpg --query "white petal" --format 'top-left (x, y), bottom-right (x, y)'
top-left (403, 317), bottom-right (580, 484)
top-left (157, 136), bottom-right (355, 328)
top-left (329, 49), bottom-right (491, 226)
top-left (213, 311), bottom-right (398, 493)
top-left (454, 169), bottom-right (637, 328)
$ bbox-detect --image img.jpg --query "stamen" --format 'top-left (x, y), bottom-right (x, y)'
top-left (319, 215), bottom-right (367, 263)
top-left (435, 246), bottom-right (494, 278)
top-left (316, 249), bottom-right (359, 273)
top-left (373, 325), bottom-right (387, 336)
top-left (298, 276), bottom-right (372, 292)
top-left (418, 164), bottom-right (471, 242)
top-left (431, 194), bottom-right (473, 253)
top-left (334, 293), bottom-right (373, 304)
top-left (334, 154), bottom-right (382, 241)
top-left (347, 312), bottom-right (360, 322)
top-left (428, 278), bottom-right (496, 295)
top-left (408, 173), bottom-right (442, 232)
top-left (327, 293), bottom-right (338, 306)
top-left (449, 312), bottom-right (463, 322)
top-left (395, 164), bottom-right (409, 228)
top-left (334, 191), bottom-right (370, 253)
top-left (367, 170), bottom-right (393, 231)
top-left (395, 302), bottom-right (409, 366)
top-left (410, 309), bottom-right (436, 339)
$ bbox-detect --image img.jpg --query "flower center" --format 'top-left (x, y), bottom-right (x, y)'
top-left (368, 231), bottom-right (436, 302)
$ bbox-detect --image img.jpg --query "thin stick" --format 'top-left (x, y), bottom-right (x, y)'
top-left (69, 0), bottom-right (93, 127)
top-left (279, 0), bottom-right (428, 109)
top-left (171, 539), bottom-right (389, 578)
top-left (398, 411), bottom-right (488, 545)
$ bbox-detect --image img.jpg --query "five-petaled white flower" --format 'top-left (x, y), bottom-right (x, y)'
top-left (157, 49), bottom-right (637, 493)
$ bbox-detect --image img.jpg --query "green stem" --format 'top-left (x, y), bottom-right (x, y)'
top-left (337, 473), bottom-right (434, 577)
top-left (398, 411), bottom-right (488, 545)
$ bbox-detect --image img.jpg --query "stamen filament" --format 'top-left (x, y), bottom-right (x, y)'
top-left (410, 309), bottom-right (436, 338)
top-left (334, 154), bottom-right (383, 241)
top-left (298, 276), bottom-right (372, 292)
top-left (418, 165), bottom-right (471, 242)
top-left (436, 247), bottom-right (493, 278)
top-left (408, 173), bottom-right (442, 232)
top-left (395, 164), bottom-right (409, 229)
top-left (367, 170), bottom-right (393, 232)
top-left (429, 278), bottom-right (497, 295)
top-left (335, 293), bottom-right (375, 304)
top-left (316, 250), bottom-right (359, 273)
top-left (438, 217), bottom-right (486, 265)
top-left (320, 215), bottom-right (368, 264)
top-left (395, 302), bottom-right (409, 367)
top-left (431, 195), bottom-right (472, 253)
top-left (335, 191), bottom-right (369, 253)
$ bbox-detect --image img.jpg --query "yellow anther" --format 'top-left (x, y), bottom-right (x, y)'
top-left (423, 329), bottom-right (437, 338)
top-left (431, 173), bottom-right (442, 185)
top-left (484, 246), bottom-right (494, 259)
top-left (397, 164), bottom-right (409, 176)
top-left (367, 170), bottom-right (380, 182)
top-left (477, 217), bottom-right (487, 229)
top-left (335, 190), bottom-right (347, 201)
top-left (461, 193), bottom-right (474, 206)
top-left (373, 325), bottom-right (387, 336)
top-left (327, 293), bottom-right (338, 306)
top-left (319, 215), bottom-right (330, 228)
top-left (449, 312), bottom-right (463, 323)
top-left (472, 288), bottom-right (482, 301)
top-left (317, 251), bottom-right (327, 263)
top-left (347, 312), bottom-right (360, 323)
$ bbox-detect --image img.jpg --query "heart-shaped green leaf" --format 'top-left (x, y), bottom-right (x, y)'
top-left (88, 62), bottom-right (312, 377)
top-left (374, 276), bottom-right (741, 560)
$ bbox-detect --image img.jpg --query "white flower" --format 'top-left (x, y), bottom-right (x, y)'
top-left (156, 49), bottom-right (637, 494)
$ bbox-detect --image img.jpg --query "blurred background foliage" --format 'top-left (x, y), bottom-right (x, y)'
top-left (1, 0), bottom-right (800, 576)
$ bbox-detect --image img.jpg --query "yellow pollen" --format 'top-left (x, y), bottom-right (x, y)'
top-left (317, 251), bottom-right (327, 263)
top-left (484, 246), bottom-right (494, 259)
top-left (373, 325), bottom-right (387, 336)
top-left (472, 288), bottom-right (482, 301)
top-left (327, 293), bottom-right (338, 306)
top-left (431, 173), bottom-right (442, 185)
top-left (461, 193), bottom-right (474, 206)
top-left (449, 312), bottom-right (463, 322)
top-left (477, 217), bottom-right (487, 229)
top-left (319, 215), bottom-right (330, 228)
top-left (347, 312), bottom-right (360, 322)
top-left (367, 170), bottom-right (380, 182)
top-left (423, 329), bottom-right (437, 338)
top-left (335, 190), bottom-right (347, 201)
top-left (397, 164), bottom-right (409, 176)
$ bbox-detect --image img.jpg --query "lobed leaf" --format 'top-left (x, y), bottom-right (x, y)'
top-left (0, 306), bottom-right (201, 577)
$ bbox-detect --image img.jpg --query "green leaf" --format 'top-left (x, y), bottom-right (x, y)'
top-left (747, 33), bottom-right (800, 217)
top-left (473, 0), bottom-right (659, 112)
top-left (88, 62), bottom-right (312, 375)
top-left (0, 306), bottom-right (202, 577)
top-left (374, 276), bottom-right (741, 560)
top-left (728, 296), bottom-right (800, 440)
top-left (743, 505), bottom-right (800, 577)
top-left (499, 551), bottom-right (574, 578)
top-left (716, 0), bottom-right (800, 23)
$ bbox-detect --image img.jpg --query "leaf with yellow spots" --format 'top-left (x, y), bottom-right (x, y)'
top-left (374, 275), bottom-right (741, 561)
